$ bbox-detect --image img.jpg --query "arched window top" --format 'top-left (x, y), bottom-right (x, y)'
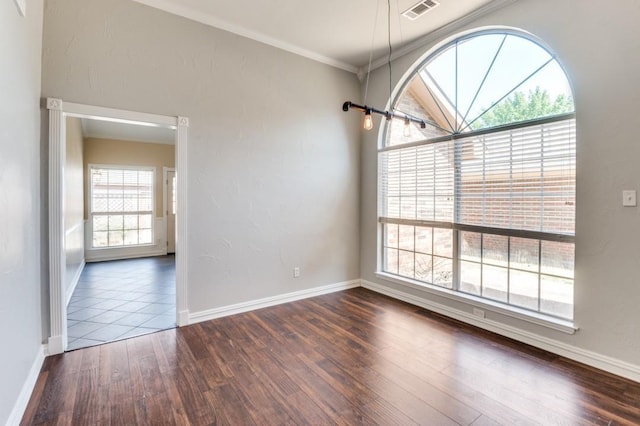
top-left (388, 30), bottom-right (574, 146)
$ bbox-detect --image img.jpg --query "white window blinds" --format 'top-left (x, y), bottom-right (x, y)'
top-left (90, 166), bottom-right (154, 248)
top-left (379, 117), bottom-right (576, 236)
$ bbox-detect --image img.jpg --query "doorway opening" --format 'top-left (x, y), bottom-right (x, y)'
top-left (47, 99), bottom-right (189, 354)
top-left (64, 116), bottom-right (178, 350)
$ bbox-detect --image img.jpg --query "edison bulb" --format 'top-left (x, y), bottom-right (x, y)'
top-left (403, 119), bottom-right (411, 137)
top-left (363, 113), bottom-right (373, 130)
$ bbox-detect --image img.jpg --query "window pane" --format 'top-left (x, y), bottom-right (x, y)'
top-left (399, 225), bottom-right (414, 251)
top-left (399, 250), bottom-right (415, 279)
top-left (108, 215), bottom-right (124, 231)
top-left (483, 265), bottom-right (508, 302)
top-left (460, 261), bottom-right (481, 295)
top-left (93, 197), bottom-right (107, 213)
top-left (433, 228), bottom-right (452, 258)
top-left (93, 216), bottom-right (108, 232)
top-left (385, 224), bottom-right (398, 248)
top-left (415, 226), bottom-right (432, 254)
top-left (139, 197), bottom-right (152, 212)
top-left (415, 253), bottom-right (432, 283)
top-left (510, 237), bottom-right (539, 272)
top-left (384, 248), bottom-right (398, 274)
top-left (460, 231), bottom-right (481, 261)
top-left (91, 166), bottom-right (154, 248)
top-left (540, 275), bottom-right (573, 319)
top-left (433, 257), bottom-right (452, 288)
top-left (509, 270), bottom-right (539, 310)
top-left (108, 230), bottom-right (124, 246)
top-left (108, 198), bottom-right (124, 212)
top-left (124, 215), bottom-right (138, 230)
top-left (541, 241), bottom-right (574, 279)
top-left (483, 234), bottom-right (508, 267)
top-left (380, 31), bottom-right (575, 319)
top-left (93, 231), bottom-right (108, 248)
top-left (416, 196), bottom-right (434, 221)
top-left (139, 214), bottom-right (152, 229)
top-left (124, 230), bottom-right (139, 245)
top-left (386, 197), bottom-right (400, 218)
top-left (123, 197), bottom-right (137, 211)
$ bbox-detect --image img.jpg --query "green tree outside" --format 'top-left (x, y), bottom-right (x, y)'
top-left (472, 87), bottom-right (574, 129)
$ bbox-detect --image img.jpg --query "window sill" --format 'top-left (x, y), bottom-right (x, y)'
top-left (374, 271), bottom-right (577, 334)
top-left (88, 244), bottom-right (155, 251)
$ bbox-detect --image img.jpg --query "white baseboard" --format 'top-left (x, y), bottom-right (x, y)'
top-left (361, 279), bottom-right (640, 383)
top-left (177, 310), bottom-right (189, 326)
top-left (5, 345), bottom-right (46, 426)
top-left (188, 279), bottom-right (361, 324)
top-left (65, 260), bottom-right (85, 306)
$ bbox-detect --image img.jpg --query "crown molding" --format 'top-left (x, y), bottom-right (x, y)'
top-left (130, 0), bottom-right (359, 74)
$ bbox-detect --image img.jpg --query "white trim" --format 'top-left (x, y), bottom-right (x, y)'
top-left (375, 272), bottom-right (577, 334)
top-left (362, 0), bottom-right (518, 74)
top-left (62, 102), bottom-right (177, 128)
top-left (129, 0), bottom-right (358, 74)
top-left (362, 279), bottom-right (640, 383)
top-left (163, 166), bottom-right (176, 254)
top-left (65, 260), bottom-right (85, 306)
top-left (47, 99), bottom-right (189, 354)
top-left (5, 345), bottom-right (46, 426)
top-left (188, 280), bottom-right (361, 325)
top-left (85, 249), bottom-right (166, 263)
top-left (47, 98), bottom-right (67, 354)
top-left (175, 118), bottom-right (188, 325)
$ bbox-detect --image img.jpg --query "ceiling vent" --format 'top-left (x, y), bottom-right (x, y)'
top-left (402, 0), bottom-right (440, 20)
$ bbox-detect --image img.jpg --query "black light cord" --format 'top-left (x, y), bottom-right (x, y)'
top-left (387, 0), bottom-right (392, 109)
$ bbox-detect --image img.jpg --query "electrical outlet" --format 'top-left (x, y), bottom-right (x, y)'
top-left (293, 267), bottom-right (300, 278)
top-left (622, 190), bottom-right (637, 207)
top-left (472, 308), bottom-right (485, 318)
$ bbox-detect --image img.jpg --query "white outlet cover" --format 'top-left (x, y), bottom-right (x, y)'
top-left (622, 190), bottom-right (637, 207)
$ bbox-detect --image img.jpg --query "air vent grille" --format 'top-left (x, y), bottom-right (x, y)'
top-left (402, 0), bottom-right (440, 20)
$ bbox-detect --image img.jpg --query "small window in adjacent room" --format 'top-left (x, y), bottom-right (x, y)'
top-left (90, 165), bottom-right (154, 248)
top-left (379, 30), bottom-right (576, 321)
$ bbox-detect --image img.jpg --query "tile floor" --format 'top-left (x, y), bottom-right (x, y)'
top-left (66, 255), bottom-right (176, 351)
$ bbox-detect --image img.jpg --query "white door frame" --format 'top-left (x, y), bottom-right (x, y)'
top-left (46, 98), bottom-right (189, 355)
top-left (163, 166), bottom-right (176, 254)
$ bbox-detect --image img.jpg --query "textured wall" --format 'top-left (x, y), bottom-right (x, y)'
top-left (361, 0), bottom-right (640, 369)
top-left (0, 0), bottom-right (44, 423)
top-left (41, 0), bottom-right (361, 314)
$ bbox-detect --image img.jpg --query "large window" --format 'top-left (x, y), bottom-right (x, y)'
top-left (90, 165), bottom-right (154, 248)
top-left (379, 31), bottom-right (575, 320)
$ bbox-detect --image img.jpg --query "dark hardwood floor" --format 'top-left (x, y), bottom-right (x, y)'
top-left (22, 288), bottom-right (640, 425)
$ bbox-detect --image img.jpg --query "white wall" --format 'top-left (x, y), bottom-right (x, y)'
top-left (64, 117), bottom-right (84, 302)
top-left (360, 0), bottom-right (640, 376)
top-left (0, 0), bottom-right (44, 424)
top-left (41, 0), bottom-right (361, 315)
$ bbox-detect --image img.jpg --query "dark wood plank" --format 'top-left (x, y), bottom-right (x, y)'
top-left (21, 287), bottom-right (640, 425)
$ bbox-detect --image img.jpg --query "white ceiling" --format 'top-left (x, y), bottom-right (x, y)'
top-left (82, 118), bottom-right (175, 145)
top-left (131, 0), bottom-right (513, 73)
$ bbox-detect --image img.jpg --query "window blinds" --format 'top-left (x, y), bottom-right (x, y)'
top-left (379, 117), bottom-right (576, 235)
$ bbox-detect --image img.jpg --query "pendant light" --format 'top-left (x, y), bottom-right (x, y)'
top-left (342, 0), bottom-right (428, 132)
